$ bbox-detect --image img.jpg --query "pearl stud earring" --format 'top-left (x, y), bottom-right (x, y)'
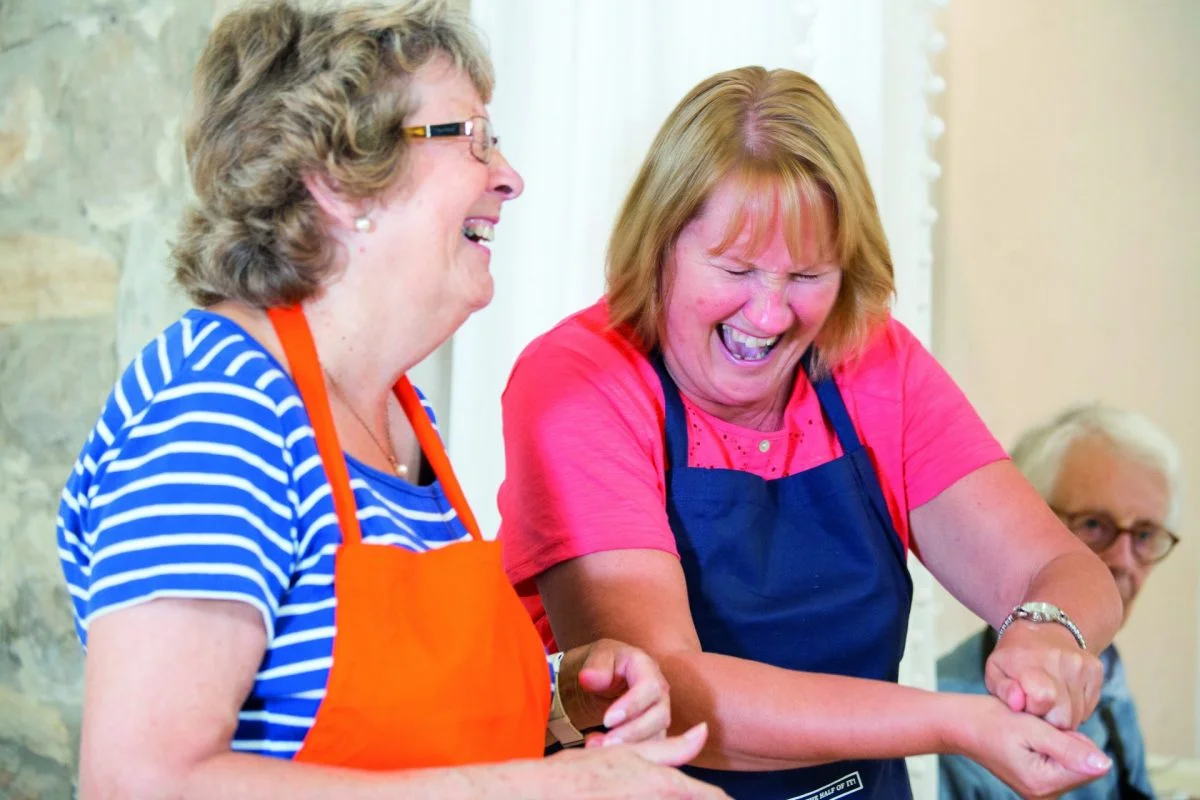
top-left (354, 216), bottom-right (374, 233)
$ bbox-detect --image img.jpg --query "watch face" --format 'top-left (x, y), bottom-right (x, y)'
top-left (1023, 602), bottom-right (1058, 622)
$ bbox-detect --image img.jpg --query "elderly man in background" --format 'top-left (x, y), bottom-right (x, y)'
top-left (939, 405), bottom-right (1182, 799)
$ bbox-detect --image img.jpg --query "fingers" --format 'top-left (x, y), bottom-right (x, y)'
top-left (626, 722), bottom-right (709, 767)
top-left (592, 703), bottom-right (670, 747)
top-left (1041, 670), bottom-right (1085, 730)
top-left (1033, 724), bottom-right (1112, 777)
top-left (1017, 669), bottom-right (1060, 720)
top-left (574, 643), bottom-right (619, 695)
top-left (1007, 661), bottom-right (1095, 730)
top-left (1080, 658), bottom-right (1103, 720)
top-left (988, 658), bottom-right (1092, 729)
top-left (989, 675), bottom-right (1026, 713)
top-left (583, 650), bottom-right (670, 732)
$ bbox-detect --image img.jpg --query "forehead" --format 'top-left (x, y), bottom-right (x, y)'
top-left (407, 56), bottom-right (485, 122)
top-left (687, 179), bottom-right (834, 261)
top-left (1051, 435), bottom-right (1171, 524)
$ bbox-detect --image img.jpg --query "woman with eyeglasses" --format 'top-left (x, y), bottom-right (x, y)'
top-left (55, 2), bottom-right (727, 797)
top-left (940, 404), bottom-right (1181, 800)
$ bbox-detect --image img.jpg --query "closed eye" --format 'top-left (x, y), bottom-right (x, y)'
top-left (790, 272), bottom-right (823, 282)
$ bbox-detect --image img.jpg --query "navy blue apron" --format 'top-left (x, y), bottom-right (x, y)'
top-left (652, 351), bottom-right (914, 800)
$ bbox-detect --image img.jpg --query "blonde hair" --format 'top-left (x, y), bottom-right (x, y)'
top-left (172, 0), bottom-right (493, 307)
top-left (606, 66), bottom-right (894, 376)
top-left (1012, 405), bottom-right (1184, 529)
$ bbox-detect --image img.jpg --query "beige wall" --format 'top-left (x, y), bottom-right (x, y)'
top-left (932, 1), bottom-right (1200, 757)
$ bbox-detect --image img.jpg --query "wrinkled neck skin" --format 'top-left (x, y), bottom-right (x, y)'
top-left (301, 266), bottom-right (456, 408)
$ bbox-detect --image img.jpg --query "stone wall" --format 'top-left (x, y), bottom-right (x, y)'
top-left (0, 1), bottom-right (219, 796)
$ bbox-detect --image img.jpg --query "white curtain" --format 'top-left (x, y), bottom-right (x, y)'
top-left (441, 2), bottom-right (946, 795)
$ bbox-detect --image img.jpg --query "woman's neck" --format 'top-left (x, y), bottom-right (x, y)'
top-left (302, 282), bottom-right (453, 405)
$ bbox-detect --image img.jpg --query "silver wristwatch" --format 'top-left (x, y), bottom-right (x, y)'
top-left (996, 602), bottom-right (1087, 650)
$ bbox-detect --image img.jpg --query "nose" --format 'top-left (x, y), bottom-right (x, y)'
top-left (489, 148), bottom-right (524, 201)
top-left (1101, 530), bottom-right (1140, 570)
top-left (744, 278), bottom-right (796, 334)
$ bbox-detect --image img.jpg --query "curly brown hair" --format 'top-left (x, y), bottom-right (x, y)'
top-left (171, 0), bottom-right (493, 307)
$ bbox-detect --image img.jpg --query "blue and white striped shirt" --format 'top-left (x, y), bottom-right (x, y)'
top-left (57, 309), bottom-right (483, 758)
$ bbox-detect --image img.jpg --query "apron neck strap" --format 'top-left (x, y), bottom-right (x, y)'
top-left (803, 350), bottom-right (863, 451)
top-left (267, 305), bottom-right (481, 546)
top-left (269, 305), bottom-right (364, 545)
top-left (649, 350), bottom-right (690, 471)
top-left (392, 376), bottom-right (482, 541)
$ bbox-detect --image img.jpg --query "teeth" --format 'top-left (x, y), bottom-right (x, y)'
top-left (463, 220), bottom-right (494, 242)
top-left (720, 324), bottom-right (780, 362)
top-left (726, 327), bottom-right (779, 349)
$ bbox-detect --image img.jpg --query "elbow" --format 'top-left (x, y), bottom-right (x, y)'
top-left (79, 751), bottom-right (192, 800)
top-left (80, 772), bottom-right (162, 800)
top-left (1076, 547), bottom-right (1125, 633)
top-left (1098, 565), bottom-right (1125, 633)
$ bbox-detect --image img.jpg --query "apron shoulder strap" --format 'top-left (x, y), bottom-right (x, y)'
top-left (269, 306), bottom-right (483, 545)
top-left (649, 350), bottom-right (690, 471)
top-left (269, 305), bottom-right (364, 545)
top-left (805, 349), bottom-right (863, 451)
top-left (393, 378), bottom-right (481, 542)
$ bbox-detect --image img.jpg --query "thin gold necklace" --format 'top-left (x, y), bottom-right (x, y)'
top-left (323, 369), bottom-right (410, 479)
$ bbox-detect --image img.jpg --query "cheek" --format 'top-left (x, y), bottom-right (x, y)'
top-left (789, 282), bottom-right (840, 320)
top-left (668, 275), bottom-right (741, 329)
top-left (693, 282), bottom-right (748, 321)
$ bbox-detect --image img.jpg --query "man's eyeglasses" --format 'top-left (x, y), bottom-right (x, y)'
top-left (402, 116), bottom-right (497, 164)
top-left (1052, 507), bottom-right (1179, 565)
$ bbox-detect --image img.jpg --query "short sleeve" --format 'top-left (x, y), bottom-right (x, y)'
top-left (895, 325), bottom-right (1007, 510)
top-left (498, 337), bottom-right (678, 590)
top-left (78, 373), bottom-right (296, 640)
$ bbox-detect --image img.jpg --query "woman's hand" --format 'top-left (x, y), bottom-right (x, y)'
top-left (985, 622), bottom-right (1104, 730)
top-left (545, 723), bottom-right (729, 799)
top-left (946, 692), bottom-right (1112, 799)
top-left (558, 638), bottom-right (671, 746)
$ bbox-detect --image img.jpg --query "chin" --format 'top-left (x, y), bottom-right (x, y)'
top-left (466, 277), bottom-right (495, 312)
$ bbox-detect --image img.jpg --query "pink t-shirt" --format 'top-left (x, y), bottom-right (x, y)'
top-left (498, 300), bottom-right (1006, 649)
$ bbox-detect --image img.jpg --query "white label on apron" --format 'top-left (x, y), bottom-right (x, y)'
top-left (785, 770), bottom-right (864, 800)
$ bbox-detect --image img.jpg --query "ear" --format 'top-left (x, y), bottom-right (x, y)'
top-left (302, 171), bottom-right (366, 232)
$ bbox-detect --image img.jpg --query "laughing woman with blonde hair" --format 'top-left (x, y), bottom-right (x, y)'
top-left (500, 66), bottom-right (1124, 799)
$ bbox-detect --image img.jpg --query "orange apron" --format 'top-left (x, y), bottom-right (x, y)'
top-left (268, 305), bottom-right (550, 770)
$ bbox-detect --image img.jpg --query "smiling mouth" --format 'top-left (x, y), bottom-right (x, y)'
top-left (718, 324), bottom-right (780, 362)
top-left (462, 219), bottom-right (494, 244)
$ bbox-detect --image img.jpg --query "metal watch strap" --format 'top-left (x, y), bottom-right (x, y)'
top-left (547, 651), bottom-right (585, 747)
top-left (996, 602), bottom-right (1087, 650)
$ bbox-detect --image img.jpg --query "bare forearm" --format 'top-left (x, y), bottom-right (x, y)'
top-left (88, 752), bottom-right (563, 800)
top-left (657, 651), bottom-right (960, 771)
top-left (1015, 551), bottom-right (1123, 653)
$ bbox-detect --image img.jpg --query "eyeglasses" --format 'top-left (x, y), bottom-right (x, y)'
top-left (1052, 507), bottom-right (1179, 565)
top-left (402, 115), bottom-right (498, 164)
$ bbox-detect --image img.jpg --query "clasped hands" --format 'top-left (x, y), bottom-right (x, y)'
top-left (978, 621), bottom-right (1113, 798)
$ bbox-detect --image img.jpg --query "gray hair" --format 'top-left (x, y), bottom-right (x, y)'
top-left (172, 0), bottom-right (493, 308)
top-left (1010, 405), bottom-right (1183, 529)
